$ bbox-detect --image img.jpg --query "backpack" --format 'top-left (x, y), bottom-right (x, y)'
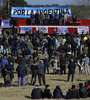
top-left (5, 73), bottom-right (10, 82)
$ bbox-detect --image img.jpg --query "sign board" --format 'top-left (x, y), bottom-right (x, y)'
top-left (58, 27), bottom-right (68, 35)
top-left (20, 27), bottom-right (32, 34)
top-left (36, 26), bottom-right (48, 33)
top-left (11, 7), bottom-right (71, 18)
top-left (78, 27), bottom-right (89, 34)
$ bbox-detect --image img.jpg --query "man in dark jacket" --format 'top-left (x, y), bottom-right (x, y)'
top-left (30, 61), bottom-right (38, 85)
top-left (67, 59), bottom-right (76, 82)
top-left (43, 56), bottom-right (49, 74)
top-left (60, 54), bottom-right (66, 75)
top-left (43, 85), bottom-right (52, 98)
top-left (31, 85), bottom-right (43, 99)
top-left (72, 13), bottom-right (77, 25)
top-left (16, 62), bottom-right (27, 86)
top-left (66, 85), bottom-right (80, 99)
top-left (79, 83), bottom-right (88, 98)
top-left (37, 60), bottom-right (46, 86)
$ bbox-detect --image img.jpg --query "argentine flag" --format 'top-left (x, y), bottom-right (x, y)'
top-left (56, 39), bottom-right (60, 47)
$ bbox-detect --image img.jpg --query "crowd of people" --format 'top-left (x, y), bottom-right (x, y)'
top-left (28, 10), bottom-right (77, 25)
top-left (31, 81), bottom-right (90, 99)
top-left (0, 28), bottom-right (90, 99)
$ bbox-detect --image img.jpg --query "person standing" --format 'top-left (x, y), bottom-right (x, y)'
top-left (35, 10), bottom-right (39, 25)
top-left (43, 55), bottom-right (49, 74)
top-left (82, 54), bottom-right (90, 75)
top-left (6, 62), bottom-right (14, 86)
top-left (37, 60), bottom-right (46, 86)
top-left (72, 13), bottom-right (77, 25)
top-left (67, 59), bottom-right (76, 82)
top-left (53, 56), bottom-right (59, 74)
top-left (60, 54), bottom-right (66, 75)
top-left (44, 11), bottom-right (49, 25)
top-left (27, 56), bottom-right (33, 74)
top-left (40, 12), bottom-right (43, 25)
top-left (16, 61), bottom-right (27, 86)
top-left (30, 10), bottom-right (35, 25)
top-left (54, 11), bottom-right (58, 25)
top-left (59, 12), bottom-right (63, 25)
top-left (63, 12), bottom-right (67, 25)
top-left (30, 60), bottom-right (38, 85)
top-left (86, 35), bottom-right (90, 59)
top-left (49, 12), bottom-right (54, 25)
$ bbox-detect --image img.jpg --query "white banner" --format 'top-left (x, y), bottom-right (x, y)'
top-left (20, 27), bottom-right (32, 34)
top-left (36, 26), bottom-right (48, 33)
top-left (78, 27), bottom-right (89, 34)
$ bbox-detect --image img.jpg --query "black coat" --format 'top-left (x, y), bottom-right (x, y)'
top-left (53, 88), bottom-right (63, 98)
top-left (43, 89), bottom-right (52, 98)
top-left (79, 87), bottom-right (88, 98)
top-left (16, 63), bottom-right (27, 78)
top-left (31, 64), bottom-right (38, 75)
top-left (37, 63), bottom-right (44, 74)
top-left (31, 88), bottom-right (43, 99)
top-left (68, 62), bottom-right (76, 74)
top-left (60, 57), bottom-right (66, 69)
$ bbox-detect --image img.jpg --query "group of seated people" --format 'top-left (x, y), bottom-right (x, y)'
top-left (31, 81), bottom-right (90, 99)
top-left (28, 10), bottom-right (68, 25)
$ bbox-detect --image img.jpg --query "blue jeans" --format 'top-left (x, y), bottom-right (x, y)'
top-left (31, 18), bottom-right (35, 24)
top-left (45, 19), bottom-right (48, 25)
top-left (18, 76), bottom-right (26, 86)
top-left (67, 73), bottom-right (74, 82)
top-left (40, 19), bottom-right (43, 25)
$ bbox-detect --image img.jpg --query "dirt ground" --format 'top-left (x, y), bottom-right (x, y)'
top-left (0, 62), bottom-right (90, 100)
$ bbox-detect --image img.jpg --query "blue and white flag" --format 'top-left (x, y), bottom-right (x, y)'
top-left (1, 20), bottom-right (11, 27)
top-left (58, 27), bottom-right (68, 35)
top-left (56, 39), bottom-right (60, 47)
